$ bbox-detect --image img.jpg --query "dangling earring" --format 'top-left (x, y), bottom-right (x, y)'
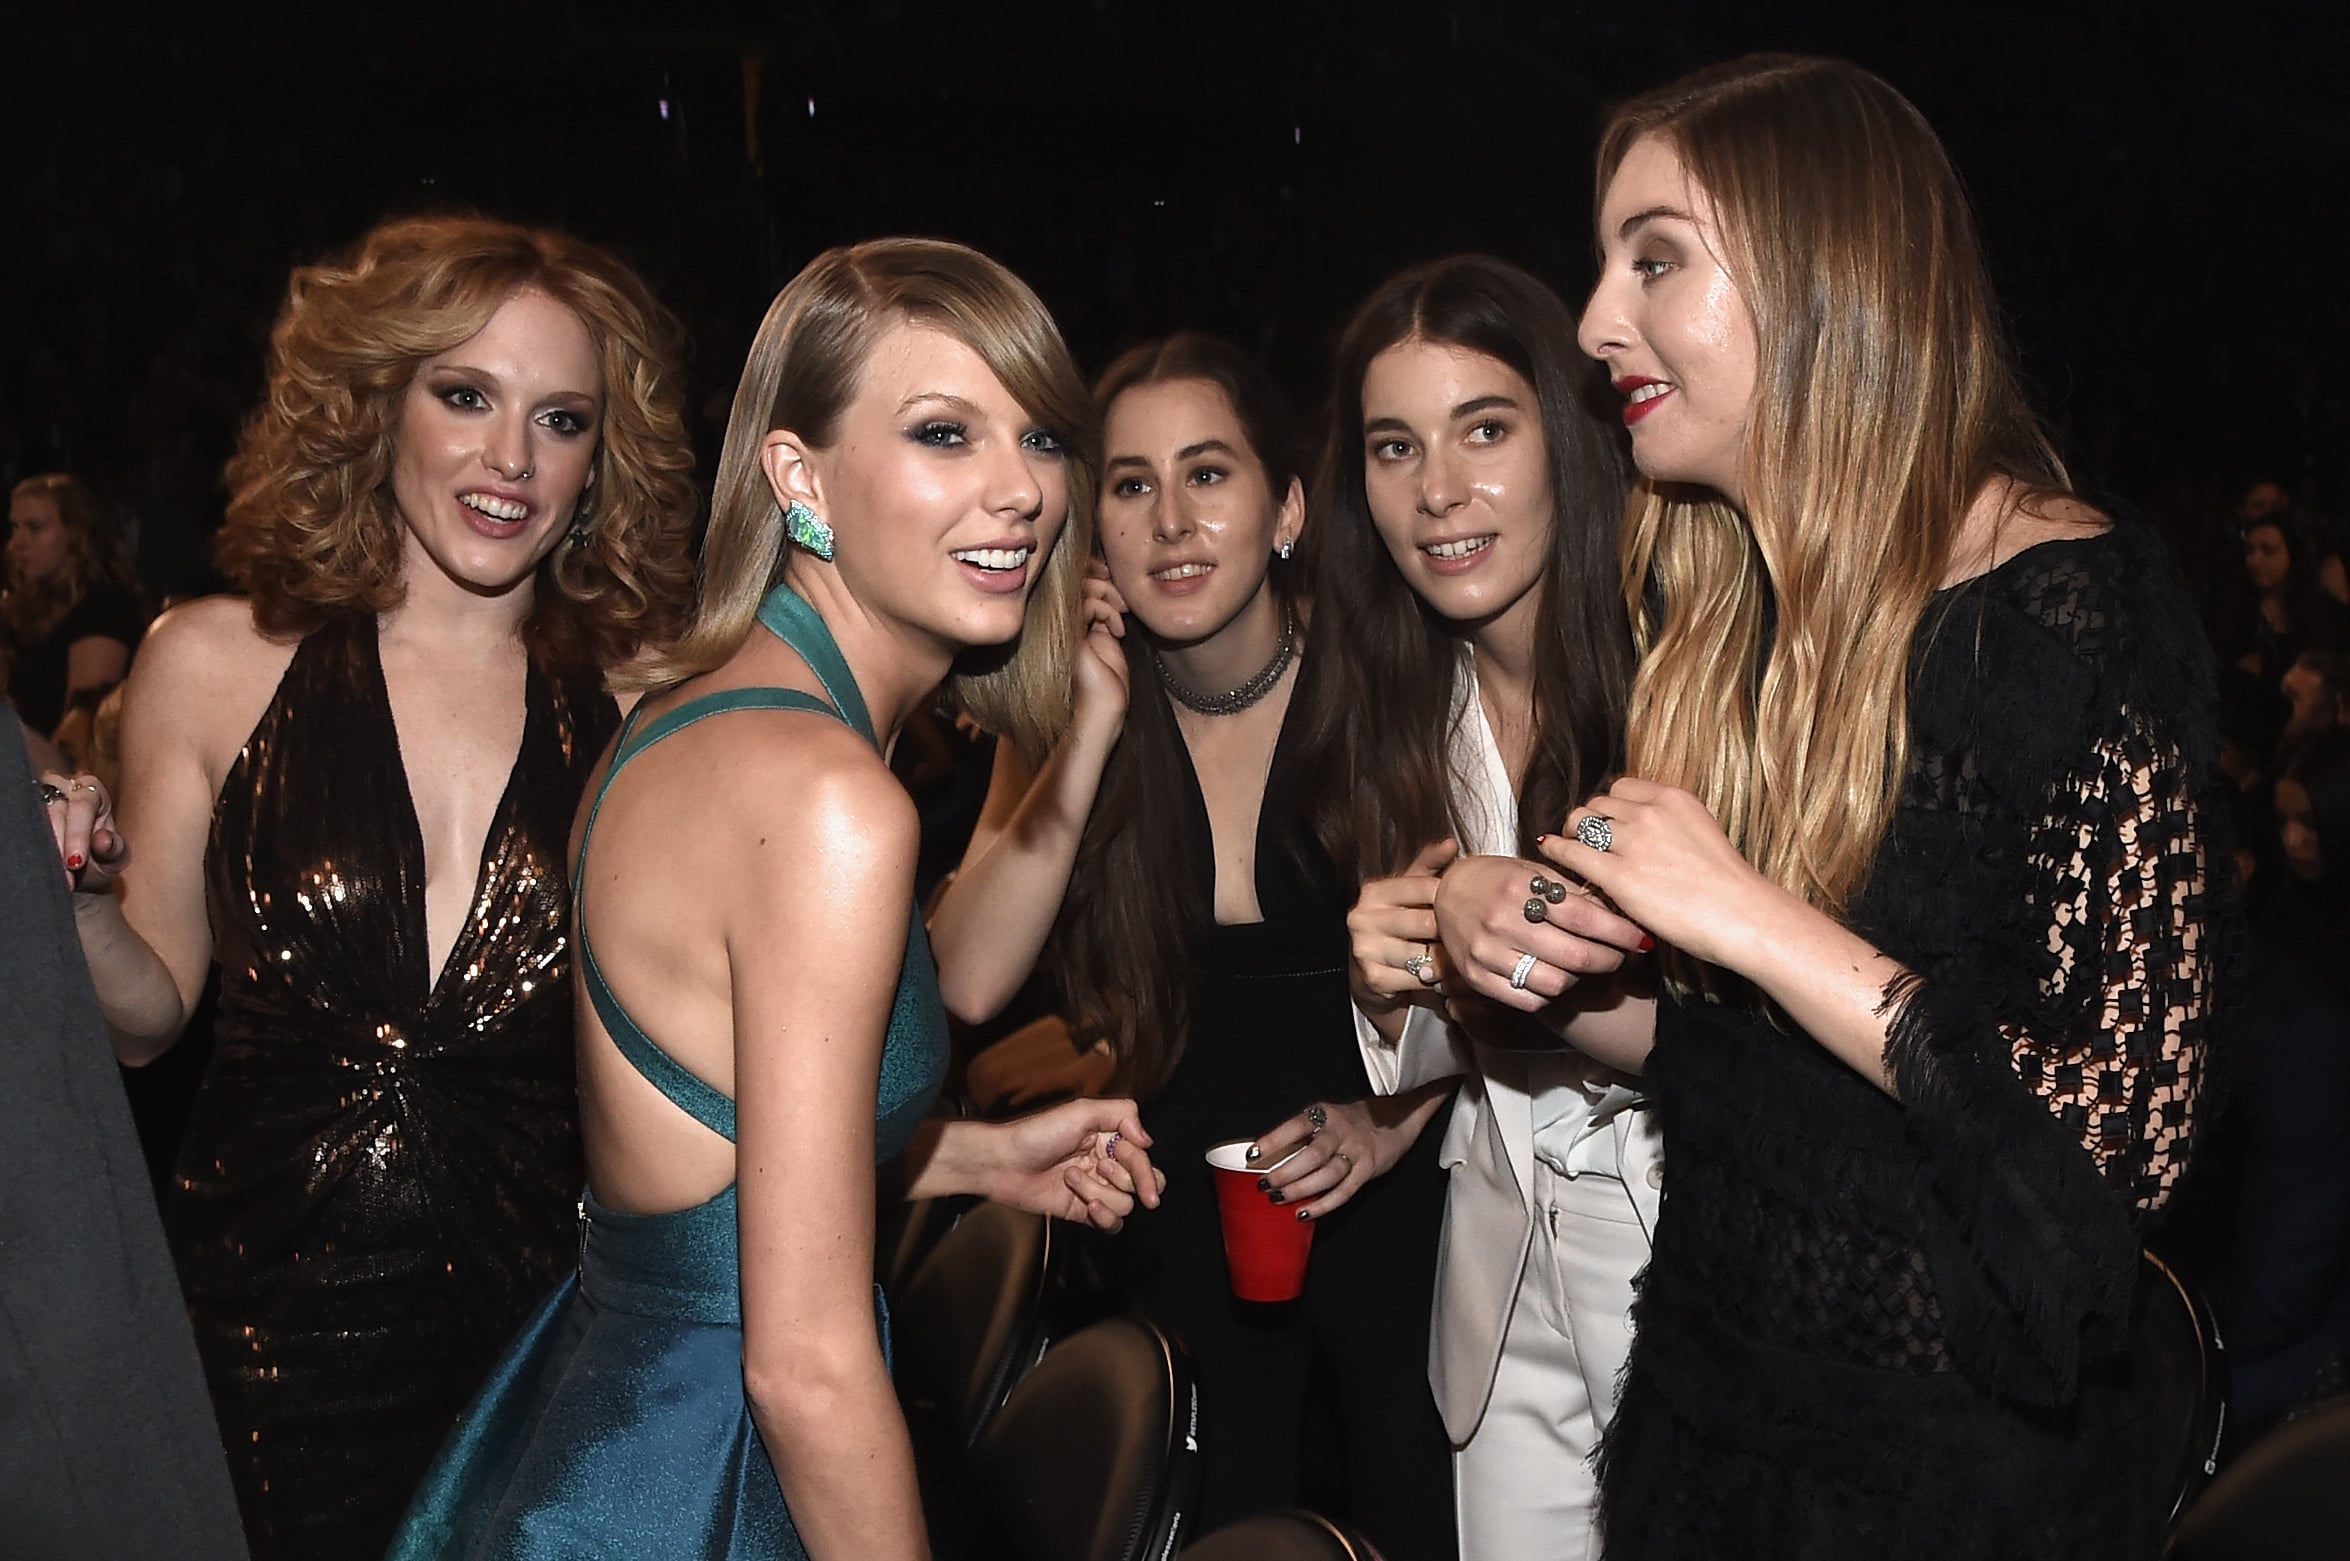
top-left (784, 499), bottom-right (835, 562)
top-left (566, 487), bottom-right (595, 548)
top-left (1277, 537), bottom-right (1295, 561)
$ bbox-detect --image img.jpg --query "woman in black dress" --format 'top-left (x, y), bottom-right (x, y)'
top-left (930, 335), bottom-right (1455, 1555)
top-left (5, 472), bottom-right (143, 762)
top-left (44, 214), bottom-right (697, 1558)
top-left (1439, 57), bottom-right (2224, 1558)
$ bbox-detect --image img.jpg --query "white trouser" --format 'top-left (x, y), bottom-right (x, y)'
top-left (1453, 1157), bottom-right (1647, 1561)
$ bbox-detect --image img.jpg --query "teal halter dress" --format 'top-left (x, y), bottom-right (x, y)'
top-left (387, 586), bottom-right (949, 1560)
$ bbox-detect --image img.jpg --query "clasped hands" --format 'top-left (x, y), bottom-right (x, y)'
top-left (1346, 777), bottom-right (1776, 1020)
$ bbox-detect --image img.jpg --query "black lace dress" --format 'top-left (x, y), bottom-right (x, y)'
top-left (1598, 525), bottom-right (2224, 1560)
top-left (167, 615), bottom-right (616, 1560)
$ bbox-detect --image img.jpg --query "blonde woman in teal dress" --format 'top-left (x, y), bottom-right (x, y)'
top-left (391, 239), bottom-right (1163, 1560)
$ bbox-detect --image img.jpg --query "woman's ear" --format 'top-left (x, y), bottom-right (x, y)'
top-left (1274, 475), bottom-right (1307, 555)
top-left (759, 429), bottom-right (823, 517)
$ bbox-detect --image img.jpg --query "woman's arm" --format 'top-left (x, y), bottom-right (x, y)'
top-left (65, 604), bottom-right (253, 1062)
top-left (732, 759), bottom-right (931, 1560)
top-left (925, 574), bottom-right (1129, 1023)
top-left (1545, 722), bottom-right (2218, 1400)
top-left (895, 1099), bottom-right (1164, 1226)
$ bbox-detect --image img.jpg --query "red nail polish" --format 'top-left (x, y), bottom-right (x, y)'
top-left (66, 853), bottom-right (84, 871)
top-left (1638, 934), bottom-right (1656, 953)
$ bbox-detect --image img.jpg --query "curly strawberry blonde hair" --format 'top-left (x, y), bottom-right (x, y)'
top-left (219, 215), bottom-right (697, 670)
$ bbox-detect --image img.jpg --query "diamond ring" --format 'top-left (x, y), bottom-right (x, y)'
top-left (1575, 813), bottom-right (1615, 853)
top-left (1508, 952), bottom-right (1539, 991)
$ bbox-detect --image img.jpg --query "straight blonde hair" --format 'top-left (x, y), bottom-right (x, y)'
top-left (1599, 56), bottom-right (2066, 927)
top-left (621, 239), bottom-right (1097, 761)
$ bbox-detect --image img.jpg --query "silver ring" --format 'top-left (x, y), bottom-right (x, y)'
top-left (1101, 1131), bottom-right (1120, 1160)
top-left (36, 780), bottom-right (67, 807)
top-left (1508, 952), bottom-right (1539, 991)
top-left (1305, 1103), bottom-right (1328, 1131)
top-left (1334, 1151), bottom-right (1354, 1173)
top-left (1402, 948), bottom-right (1434, 982)
top-left (1575, 813), bottom-right (1615, 853)
top-left (1523, 896), bottom-right (1549, 924)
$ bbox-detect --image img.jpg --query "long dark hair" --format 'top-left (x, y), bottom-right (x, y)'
top-left (1048, 333), bottom-right (1307, 1098)
top-left (2236, 514), bottom-right (2340, 661)
top-left (1288, 256), bottom-right (1635, 883)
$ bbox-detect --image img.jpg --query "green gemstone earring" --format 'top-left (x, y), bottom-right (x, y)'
top-left (783, 499), bottom-right (835, 561)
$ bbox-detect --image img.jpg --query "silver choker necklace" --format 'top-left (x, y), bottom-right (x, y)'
top-left (1153, 604), bottom-right (1298, 717)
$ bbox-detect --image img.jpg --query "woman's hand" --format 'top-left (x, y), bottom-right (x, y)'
top-left (1071, 561), bottom-right (1131, 743)
top-left (1247, 1085), bottom-right (1449, 1221)
top-left (979, 1097), bottom-right (1165, 1231)
top-left (1347, 837), bottom-right (1460, 1015)
top-left (1433, 851), bottom-right (1650, 1013)
top-left (964, 1014), bottom-right (1118, 1114)
top-left (1541, 778), bottom-right (1781, 972)
top-left (36, 769), bottom-right (126, 896)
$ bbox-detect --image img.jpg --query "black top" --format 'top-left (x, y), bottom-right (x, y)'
top-left (1138, 693), bottom-right (1381, 1239)
top-left (1598, 523), bottom-right (2227, 1561)
top-left (5, 577), bottom-right (145, 732)
top-left (168, 614), bottom-right (616, 1560)
top-left (1116, 689), bottom-right (1454, 1557)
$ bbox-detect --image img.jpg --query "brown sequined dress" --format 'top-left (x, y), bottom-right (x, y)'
top-left (167, 614), bottom-right (615, 1560)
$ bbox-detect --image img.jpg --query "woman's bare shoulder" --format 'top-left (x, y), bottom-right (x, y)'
top-left (126, 595), bottom-right (303, 758)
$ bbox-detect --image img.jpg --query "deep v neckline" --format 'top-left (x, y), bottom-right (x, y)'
top-left (362, 617), bottom-right (539, 1006)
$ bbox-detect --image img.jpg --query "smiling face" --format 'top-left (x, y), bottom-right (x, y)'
top-left (1359, 339), bottom-right (1553, 633)
top-left (1097, 377), bottom-right (1299, 648)
top-left (6, 489), bottom-right (69, 587)
top-left (792, 320), bottom-right (1071, 653)
top-left (388, 286), bottom-right (603, 600)
top-left (1580, 134), bottom-right (1760, 505)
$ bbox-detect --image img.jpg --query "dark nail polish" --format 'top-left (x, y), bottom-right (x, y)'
top-left (1257, 1177), bottom-right (1271, 1191)
top-left (1269, 1190), bottom-right (1286, 1205)
top-left (1638, 934), bottom-right (1657, 953)
top-left (1295, 1209), bottom-right (1312, 1222)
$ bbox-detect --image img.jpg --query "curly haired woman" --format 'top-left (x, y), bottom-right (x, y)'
top-left (40, 214), bottom-right (697, 1558)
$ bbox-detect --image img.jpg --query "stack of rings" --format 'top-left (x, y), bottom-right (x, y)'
top-left (1524, 873), bottom-right (1570, 923)
top-left (1509, 952), bottom-right (1539, 991)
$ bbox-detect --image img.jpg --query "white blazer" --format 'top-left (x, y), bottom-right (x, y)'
top-left (1354, 659), bottom-right (1664, 1444)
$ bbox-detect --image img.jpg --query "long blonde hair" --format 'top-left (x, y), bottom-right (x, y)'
top-left (1601, 56), bottom-right (2065, 924)
top-left (622, 239), bottom-right (1097, 762)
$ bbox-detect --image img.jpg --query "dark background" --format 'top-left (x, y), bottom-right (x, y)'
top-left (13, 0), bottom-right (2348, 588)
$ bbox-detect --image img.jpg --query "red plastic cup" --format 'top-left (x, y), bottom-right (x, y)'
top-left (1205, 1139), bottom-right (1316, 1302)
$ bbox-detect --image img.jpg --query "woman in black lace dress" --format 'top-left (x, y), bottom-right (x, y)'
top-left (1437, 57), bottom-right (2223, 1558)
top-left (43, 216), bottom-right (696, 1557)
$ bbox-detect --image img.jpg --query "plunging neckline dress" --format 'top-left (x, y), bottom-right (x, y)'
top-left (389, 585), bottom-right (949, 1559)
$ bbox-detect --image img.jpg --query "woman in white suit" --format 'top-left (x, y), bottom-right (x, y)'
top-left (1288, 254), bottom-right (1660, 1561)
